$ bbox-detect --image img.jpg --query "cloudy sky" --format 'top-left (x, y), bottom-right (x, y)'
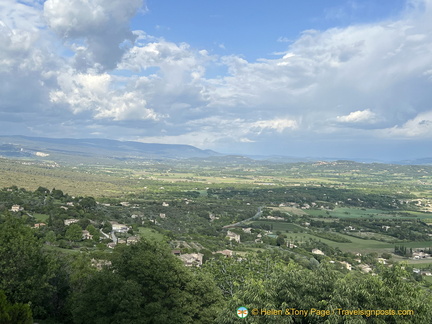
top-left (1, 0), bottom-right (432, 160)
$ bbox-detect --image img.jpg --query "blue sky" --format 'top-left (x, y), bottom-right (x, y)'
top-left (138, 0), bottom-right (406, 61)
top-left (1, 0), bottom-right (432, 161)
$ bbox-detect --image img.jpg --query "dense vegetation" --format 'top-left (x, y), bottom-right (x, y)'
top-left (2, 215), bottom-right (432, 323)
top-left (1, 158), bottom-right (432, 322)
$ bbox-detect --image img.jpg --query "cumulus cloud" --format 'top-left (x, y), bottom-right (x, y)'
top-left (120, 40), bottom-right (213, 85)
top-left (0, 0), bottom-right (59, 117)
top-left (3, 0), bottom-right (432, 158)
top-left (44, 0), bottom-right (143, 70)
top-left (50, 71), bottom-right (160, 121)
top-left (383, 111), bottom-right (432, 137)
top-left (336, 109), bottom-right (377, 123)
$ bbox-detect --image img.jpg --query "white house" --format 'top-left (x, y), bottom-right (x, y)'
top-left (215, 249), bottom-right (234, 257)
top-left (10, 205), bottom-right (22, 212)
top-left (312, 248), bottom-right (325, 255)
top-left (179, 253), bottom-right (204, 267)
top-left (82, 230), bottom-right (93, 240)
top-left (226, 231), bottom-right (241, 243)
top-left (126, 236), bottom-right (140, 245)
top-left (110, 221), bottom-right (130, 233)
top-left (339, 261), bottom-right (352, 271)
top-left (64, 218), bottom-right (79, 226)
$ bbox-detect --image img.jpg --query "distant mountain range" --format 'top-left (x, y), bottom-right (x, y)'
top-left (0, 135), bottom-right (221, 163)
top-left (0, 135), bottom-right (431, 165)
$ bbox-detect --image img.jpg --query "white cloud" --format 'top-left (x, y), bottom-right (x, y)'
top-left (277, 36), bottom-right (291, 43)
top-left (44, 0), bottom-right (143, 70)
top-left (3, 0), bottom-right (432, 158)
top-left (239, 137), bottom-right (255, 143)
top-left (120, 40), bottom-right (212, 81)
top-left (0, 0), bottom-right (61, 116)
top-left (383, 111), bottom-right (432, 137)
top-left (336, 109), bottom-right (377, 123)
top-left (174, 117), bottom-right (299, 149)
top-left (251, 119), bottom-right (298, 133)
top-left (50, 72), bottom-right (160, 121)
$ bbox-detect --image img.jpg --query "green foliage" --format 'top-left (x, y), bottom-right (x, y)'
top-left (86, 224), bottom-right (100, 241)
top-left (69, 271), bottom-right (142, 324)
top-left (102, 221), bottom-right (112, 233)
top-left (70, 240), bottom-right (223, 324)
top-left (35, 186), bottom-right (50, 195)
top-left (204, 251), bottom-right (290, 299)
top-left (327, 264), bottom-right (432, 323)
top-left (0, 290), bottom-right (32, 324)
top-left (276, 234), bottom-right (286, 246)
top-left (214, 259), bottom-right (432, 323)
top-left (1, 156), bottom-right (432, 323)
top-left (45, 230), bottom-right (57, 244)
top-left (394, 245), bottom-right (412, 257)
top-left (79, 197), bottom-right (96, 209)
top-left (65, 224), bottom-right (83, 242)
top-left (0, 217), bottom-right (58, 319)
top-left (51, 188), bottom-right (64, 199)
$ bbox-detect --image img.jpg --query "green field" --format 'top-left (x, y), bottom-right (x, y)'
top-left (344, 231), bottom-right (400, 243)
top-left (43, 245), bottom-right (81, 254)
top-left (326, 235), bottom-right (393, 252)
top-left (324, 234), bottom-right (432, 253)
top-left (285, 230), bottom-right (432, 254)
top-left (395, 241), bottom-right (432, 249)
top-left (137, 227), bottom-right (166, 241)
top-left (270, 206), bottom-right (308, 216)
top-left (247, 219), bottom-right (432, 253)
top-left (34, 213), bottom-right (49, 222)
top-left (404, 261), bottom-right (432, 268)
top-left (285, 233), bottom-right (337, 246)
top-left (248, 220), bottom-right (306, 232)
top-left (306, 207), bottom-right (432, 220)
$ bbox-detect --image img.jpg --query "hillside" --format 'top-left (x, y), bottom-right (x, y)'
top-left (0, 135), bottom-right (221, 164)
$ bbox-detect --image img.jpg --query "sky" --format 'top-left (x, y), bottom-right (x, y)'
top-left (1, 0), bottom-right (432, 161)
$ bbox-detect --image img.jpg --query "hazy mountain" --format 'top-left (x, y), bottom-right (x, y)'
top-left (0, 135), bottom-right (221, 163)
top-left (393, 158), bottom-right (432, 165)
top-left (0, 135), bottom-right (431, 166)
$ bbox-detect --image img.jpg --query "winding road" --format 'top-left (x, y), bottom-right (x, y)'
top-left (222, 207), bottom-right (263, 229)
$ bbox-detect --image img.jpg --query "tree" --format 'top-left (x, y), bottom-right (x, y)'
top-left (77, 218), bottom-right (90, 230)
top-left (0, 217), bottom-right (58, 318)
top-left (70, 270), bottom-right (142, 324)
top-left (35, 187), bottom-right (49, 195)
top-left (114, 240), bottom-right (223, 323)
top-left (0, 290), bottom-right (32, 324)
top-left (71, 240), bottom-right (223, 324)
top-left (328, 264), bottom-right (432, 323)
top-left (65, 224), bottom-right (82, 242)
top-left (86, 224), bottom-right (100, 241)
top-left (65, 224), bottom-right (83, 242)
top-left (214, 259), bottom-right (432, 323)
top-left (51, 188), bottom-right (64, 200)
top-left (45, 230), bottom-right (57, 245)
top-left (276, 234), bottom-right (286, 247)
top-left (102, 221), bottom-right (112, 233)
top-left (80, 197), bottom-right (96, 209)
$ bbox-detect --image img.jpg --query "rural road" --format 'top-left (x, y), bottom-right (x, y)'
top-left (223, 207), bottom-right (263, 229)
